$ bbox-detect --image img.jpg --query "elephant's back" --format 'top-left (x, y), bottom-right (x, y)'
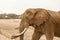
top-left (48, 11), bottom-right (60, 24)
top-left (53, 13), bottom-right (60, 24)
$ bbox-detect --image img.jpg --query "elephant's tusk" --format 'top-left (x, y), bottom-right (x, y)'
top-left (18, 28), bottom-right (28, 35)
top-left (11, 28), bottom-right (28, 39)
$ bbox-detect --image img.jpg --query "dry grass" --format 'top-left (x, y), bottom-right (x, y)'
top-left (0, 19), bottom-right (60, 40)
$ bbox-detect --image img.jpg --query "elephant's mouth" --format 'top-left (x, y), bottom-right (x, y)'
top-left (11, 28), bottom-right (28, 39)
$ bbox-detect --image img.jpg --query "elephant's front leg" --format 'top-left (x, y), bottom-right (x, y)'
top-left (45, 21), bottom-right (54, 40)
top-left (45, 27), bottom-right (54, 40)
top-left (32, 29), bottom-right (43, 40)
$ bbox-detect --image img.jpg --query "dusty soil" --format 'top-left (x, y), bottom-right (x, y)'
top-left (0, 19), bottom-right (60, 40)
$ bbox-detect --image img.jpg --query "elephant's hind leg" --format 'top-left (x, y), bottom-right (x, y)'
top-left (32, 29), bottom-right (43, 40)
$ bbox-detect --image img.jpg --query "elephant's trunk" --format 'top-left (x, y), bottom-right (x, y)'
top-left (11, 18), bottom-right (29, 40)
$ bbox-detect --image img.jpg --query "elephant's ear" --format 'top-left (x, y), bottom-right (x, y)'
top-left (24, 9), bottom-right (37, 20)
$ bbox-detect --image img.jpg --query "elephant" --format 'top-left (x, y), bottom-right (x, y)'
top-left (11, 8), bottom-right (60, 40)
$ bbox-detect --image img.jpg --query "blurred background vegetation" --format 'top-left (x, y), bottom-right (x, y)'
top-left (0, 13), bottom-right (22, 19)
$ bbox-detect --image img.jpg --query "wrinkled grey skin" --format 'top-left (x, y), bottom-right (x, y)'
top-left (11, 8), bottom-right (60, 40)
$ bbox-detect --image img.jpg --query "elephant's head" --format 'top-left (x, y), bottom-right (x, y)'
top-left (11, 8), bottom-right (38, 39)
top-left (11, 8), bottom-right (50, 40)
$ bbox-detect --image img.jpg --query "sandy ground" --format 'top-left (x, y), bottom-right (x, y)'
top-left (0, 19), bottom-right (60, 40)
